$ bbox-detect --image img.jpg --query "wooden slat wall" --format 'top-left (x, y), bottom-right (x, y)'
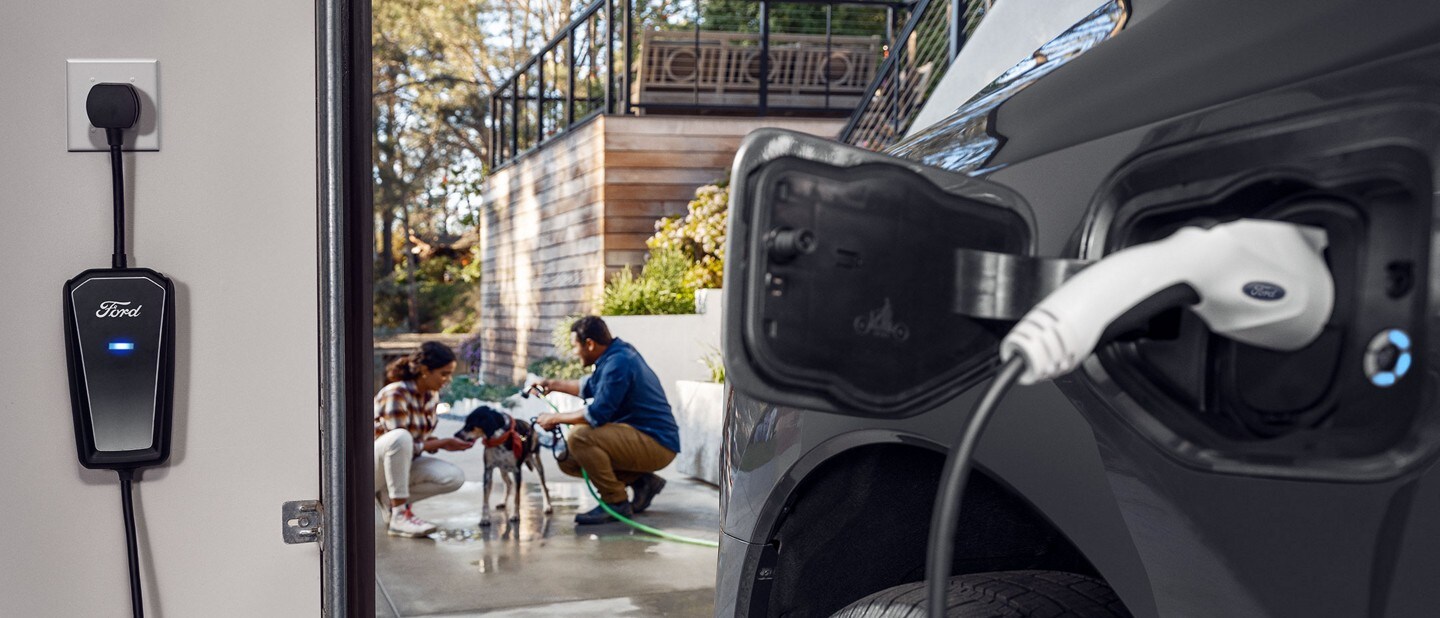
top-left (480, 119), bottom-right (606, 385)
top-left (480, 115), bottom-right (844, 384)
top-left (600, 116), bottom-right (844, 277)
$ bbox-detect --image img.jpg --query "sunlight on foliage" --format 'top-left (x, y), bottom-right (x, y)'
top-left (647, 182), bottom-right (729, 291)
top-left (599, 249), bottom-right (698, 316)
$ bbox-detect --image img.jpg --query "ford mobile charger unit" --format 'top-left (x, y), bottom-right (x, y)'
top-left (64, 268), bottom-right (175, 468)
top-left (69, 81), bottom-right (173, 618)
top-left (66, 81), bottom-right (175, 471)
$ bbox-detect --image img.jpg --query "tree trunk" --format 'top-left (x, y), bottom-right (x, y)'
top-left (401, 202), bottom-right (421, 332)
top-left (379, 207), bottom-right (395, 275)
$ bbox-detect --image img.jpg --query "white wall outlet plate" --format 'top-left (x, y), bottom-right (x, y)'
top-left (67, 59), bottom-right (160, 152)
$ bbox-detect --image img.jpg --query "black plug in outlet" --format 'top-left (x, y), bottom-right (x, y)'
top-left (86, 83), bottom-right (140, 148)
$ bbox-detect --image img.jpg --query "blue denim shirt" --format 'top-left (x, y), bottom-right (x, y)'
top-left (580, 339), bottom-right (681, 453)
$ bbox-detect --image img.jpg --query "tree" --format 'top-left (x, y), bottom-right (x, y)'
top-left (374, 0), bottom-right (886, 331)
top-left (373, 0), bottom-right (587, 332)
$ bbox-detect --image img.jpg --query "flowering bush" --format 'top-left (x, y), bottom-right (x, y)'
top-left (598, 181), bottom-right (728, 316)
top-left (457, 334), bottom-right (484, 374)
top-left (647, 182), bottom-right (729, 290)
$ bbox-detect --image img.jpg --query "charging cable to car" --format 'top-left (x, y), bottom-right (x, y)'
top-left (924, 219), bottom-right (1335, 616)
top-left (523, 385), bottom-right (721, 548)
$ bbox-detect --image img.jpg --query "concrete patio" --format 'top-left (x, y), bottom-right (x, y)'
top-left (375, 414), bottom-right (721, 617)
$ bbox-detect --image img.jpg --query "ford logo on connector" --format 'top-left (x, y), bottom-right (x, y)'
top-left (1243, 282), bottom-right (1286, 301)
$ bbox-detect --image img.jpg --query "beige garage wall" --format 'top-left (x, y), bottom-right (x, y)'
top-left (0, 1), bottom-right (322, 616)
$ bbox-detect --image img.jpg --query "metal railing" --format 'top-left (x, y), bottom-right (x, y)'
top-left (634, 29), bottom-right (882, 113)
top-left (839, 0), bottom-right (989, 151)
top-left (486, 0), bottom-right (908, 170)
top-left (487, 0), bottom-right (619, 170)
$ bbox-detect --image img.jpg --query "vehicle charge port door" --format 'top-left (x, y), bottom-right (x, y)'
top-left (724, 129), bottom-right (1046, 417)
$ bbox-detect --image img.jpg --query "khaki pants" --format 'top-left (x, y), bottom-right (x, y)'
top-left (558, 423), bottom-right (676, 503)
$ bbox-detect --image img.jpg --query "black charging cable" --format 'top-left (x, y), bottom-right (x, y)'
top-left (86, 83), bottom-right (141, 270)
top-left (117, 469), bottom-right (144, 618)
top-left (88, 83), bottom-right (147, 618)
top-left (925, 355), bottom-right (1028, 617)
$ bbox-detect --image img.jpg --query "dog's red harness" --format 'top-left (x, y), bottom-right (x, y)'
top-left (483, 416), bottom-right (525, 462)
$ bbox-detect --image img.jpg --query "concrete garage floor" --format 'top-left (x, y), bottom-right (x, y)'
top-left (376, 414), bottom-right (721, 617)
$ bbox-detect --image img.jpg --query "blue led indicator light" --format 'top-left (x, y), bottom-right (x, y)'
top-left (109, 341), bottom-right (135, 352)
top-left (1395, 352), bottom-right (1412, 377)
top-left (1366, 328), bottom-right (1414, 388)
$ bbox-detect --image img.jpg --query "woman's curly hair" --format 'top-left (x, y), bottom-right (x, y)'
top-left (384, 341), bottom-right (456, 383)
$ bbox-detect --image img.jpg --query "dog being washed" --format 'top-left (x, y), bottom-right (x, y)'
top-left (454, 404), bottom-right (554, 525)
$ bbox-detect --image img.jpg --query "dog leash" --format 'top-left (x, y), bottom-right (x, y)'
top-left (526, 386), bottom-right (720, 548)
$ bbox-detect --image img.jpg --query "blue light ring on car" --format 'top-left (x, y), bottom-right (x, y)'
top-left (1389, 329), bottom-right (1411, 350)
top-left (1364, 328), bottom-right (1412, 387)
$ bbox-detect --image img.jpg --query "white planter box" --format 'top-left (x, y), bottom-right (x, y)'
top-left (674, 380), bottom-right (727, 485)
top-left (602, 290), bottom-right (727, 483)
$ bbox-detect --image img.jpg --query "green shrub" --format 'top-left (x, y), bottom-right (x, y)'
top-left (551, 315), bottom-right (582, 353)
top-left (598, 248), bottom-right (697, 316)
top-left (528, 355), bottom-right (588, 379)
top-left (527, 318), bottom-right (591, 381)
top-left (700, 346), bottom-right (726, 384)
top-left (441, 315), bottom-right (476, 334)
top-left (442, 375), bottom-right (518, 406)
top-left (372, 253), bottom-right (477, 333)
top-left (595, 181), bottom-right (728, 317)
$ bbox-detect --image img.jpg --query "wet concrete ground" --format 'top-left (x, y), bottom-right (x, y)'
top-left (376, 415), bottom-right (720, 617)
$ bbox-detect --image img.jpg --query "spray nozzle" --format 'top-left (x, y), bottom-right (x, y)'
top-left (521, 382), bottom-right (548, 399)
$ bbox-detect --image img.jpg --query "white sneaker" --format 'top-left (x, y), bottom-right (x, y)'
top-left (387, 506), bottom-right (437, 538)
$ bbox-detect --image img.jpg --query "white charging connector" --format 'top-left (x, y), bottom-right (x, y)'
top-left (1001, 219), bottom-right (1334, 384)
top-left (927, 218), bottom-right (1335, 617)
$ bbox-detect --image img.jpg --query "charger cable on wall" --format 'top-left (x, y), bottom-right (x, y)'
top-left (86, 82), bottom-right (146, 618)
top-left (85, 82), bottom-right (138, 270)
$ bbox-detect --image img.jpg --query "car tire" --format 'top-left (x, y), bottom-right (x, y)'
top-left (829, 570), bottom-right (1131, 618)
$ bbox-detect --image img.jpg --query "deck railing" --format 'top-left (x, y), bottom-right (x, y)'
top-left (486, 0), bottom-right (908, 170)
top-left (634, 29), bottom-right (881, 113)
top-left (486, 0), bottom-right (617, 170)
top-left (839, 0), bottom-right (990, 151)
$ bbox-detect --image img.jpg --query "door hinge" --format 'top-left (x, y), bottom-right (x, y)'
top-left (283, 500), bottom-right (322, 545)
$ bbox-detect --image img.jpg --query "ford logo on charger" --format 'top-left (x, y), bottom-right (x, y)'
top-left (96, 300), bottom-right (143, 318)
top-left (1242, 282), bottom-right (1286, 301)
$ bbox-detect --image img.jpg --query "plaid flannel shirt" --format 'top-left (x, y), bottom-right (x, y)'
top-left (374, 380), bottom-right (439, 457)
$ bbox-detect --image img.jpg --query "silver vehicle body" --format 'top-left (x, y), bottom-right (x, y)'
top-left (716, 0), bottom-right (1440, 616)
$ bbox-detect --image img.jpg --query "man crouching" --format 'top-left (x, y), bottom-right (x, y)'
top-left (535, 315), bottom-right (680, 525)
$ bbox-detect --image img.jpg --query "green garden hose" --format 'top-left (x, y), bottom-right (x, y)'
top-left (531, 389), bottom-right (720, 548)
top-left (578, 468), bottom-right (719, 548)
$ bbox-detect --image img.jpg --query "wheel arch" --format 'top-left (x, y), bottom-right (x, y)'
top-left (739, 436), bottom-right (1117, 617)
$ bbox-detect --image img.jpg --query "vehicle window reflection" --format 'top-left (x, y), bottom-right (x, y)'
top-left (888, 0), bottom-right (1128, 174)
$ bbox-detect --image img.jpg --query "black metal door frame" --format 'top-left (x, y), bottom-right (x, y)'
top-left (318, 0), bottom-right (374, 614)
